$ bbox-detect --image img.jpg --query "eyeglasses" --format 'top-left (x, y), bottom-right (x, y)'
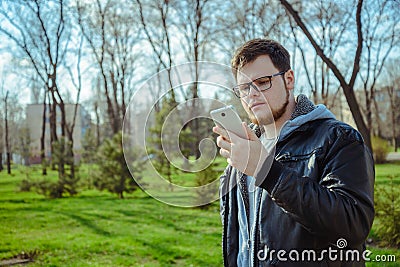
top-left (232, 70), bottom-right (287, 98)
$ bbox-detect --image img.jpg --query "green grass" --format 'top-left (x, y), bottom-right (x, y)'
top-left (0, 166), bottom-right (222, 266)
top-left (0, 162), bottom-right (399, 266)
top-left (374, 162), bottom-right (400, 183)
top-left (366, 162), bottom-right (400, 266)
top-left (144, 155), bottom-right (227, 187)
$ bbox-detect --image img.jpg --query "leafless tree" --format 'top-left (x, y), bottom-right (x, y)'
top-left (384, 59), bottom-right (400, 151)
top-left (176, 0), bottom-right (211, 157)
top-left (136, 0), bottom-right (177, 110)
top-left (63, 33), bottom-right (85, 179)
top-left (279, 0), bottom-right (372, 149)
top-left (287, 0), bottom-right (353, 109)
top-left (358, 0), bottom-right (399, 137)
top-left (0, 108), bottom-right (3, 172)
top-left (211, 0), bottom-right (286, 62)
top-left (3, 91), bottom-right (11, 174)
top-left (0, 0), bottom-right (72, 180)
top-left (76, 0), bottom-right (140, 136)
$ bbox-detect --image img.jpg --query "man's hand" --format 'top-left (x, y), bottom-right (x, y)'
top-left (213, 122), bottom-right (269, 177)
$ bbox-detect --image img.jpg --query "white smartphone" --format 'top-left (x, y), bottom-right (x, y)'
top-left (210, 105), bottom-right (247, 139)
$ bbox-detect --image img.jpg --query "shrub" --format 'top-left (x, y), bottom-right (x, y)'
top-left (19, 166), bottom-right (33, 192)
top-left (373, 175), bottom-right (400, 247)
top-left (34, 180), bottom-right (63, 198)
top-left (372, 136), bottom-right (390, 164)
top-left (19, 178), bottom-right (64, 198)
top-left (93, 132), bottom-right (143, 199)
top-left (19, 179), bottom-right (33, 192)
top-left (195, 161), bottom-right (220, 209)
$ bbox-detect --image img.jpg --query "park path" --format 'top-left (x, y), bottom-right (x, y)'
top-left (387, 152), bottom-right (400, 162)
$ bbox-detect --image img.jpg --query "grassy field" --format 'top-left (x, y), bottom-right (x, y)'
top-left (0, 166), bottom-right (222, 267)
top-left (0, 162), bottom-right (399, 266)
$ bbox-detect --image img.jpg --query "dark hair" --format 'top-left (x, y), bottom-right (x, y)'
top-left (231, 39), bottom-right (291, 79)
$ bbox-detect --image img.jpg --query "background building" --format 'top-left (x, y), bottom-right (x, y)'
top-left (26, 104), bottom-right (91, 164)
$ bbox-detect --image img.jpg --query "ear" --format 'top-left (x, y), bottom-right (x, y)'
top-left (284, 69), bottom-right (295, 90)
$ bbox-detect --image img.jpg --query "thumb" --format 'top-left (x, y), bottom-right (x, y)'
top-left (242, 122), bottom-right (258, 141)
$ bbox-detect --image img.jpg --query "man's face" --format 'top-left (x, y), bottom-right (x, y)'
top-left (236, 55), bottom-right (294, 126)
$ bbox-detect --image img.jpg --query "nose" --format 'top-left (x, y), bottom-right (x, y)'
top-left (248, 83), bottom-right (261, 97)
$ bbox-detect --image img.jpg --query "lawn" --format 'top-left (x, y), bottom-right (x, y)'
top-left (0, 162), bottom-right (399, 266)
top-left (0, 166), bottom-right (222, 266)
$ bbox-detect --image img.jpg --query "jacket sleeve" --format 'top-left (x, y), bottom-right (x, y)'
top-left (254, 125), bottom-right (375, 246)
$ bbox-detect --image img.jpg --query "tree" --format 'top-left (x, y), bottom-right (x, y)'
top-left (147, 93), bottom-right (178, 189)
top-left (287, 0), bottom-right (353, 107)
top-left (0, 107), bottom-right (3, 172)
top-left (136, 0), bottom-right (175, 91)
top-left (358, 0), bottom-right (399, 137)
top-left (279, 0), bottom-right (372, 150)
top-left (211, 0), bottom-right (285, 61)
top-left (195, 160), bottom-right (219, 209)
top-left (0, 0), bottom-right (72, 179)
top-left (174, 0), bottom-right (218, 159)
top-left (93, 132), bottom-right (142, 199)
top-left (135, 0), bottom-right (180, 131)
top-left (3, 91), bottom-right (11, 174)
top-left (17, 126), bottom-right (31, 166)
top-left (76, 0), bottom-right (140, 136)
top-left (384, 59), bottom-right (400, 151)
top-left (0, 66), bottom-right (27, 171)
top-left (64, 33), bottom-right (85, 180)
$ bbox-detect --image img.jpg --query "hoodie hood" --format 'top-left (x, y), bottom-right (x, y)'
top-left (280, 94), bottom-right (336, 140)
top-left (250, 94), bottom-right (336, 140)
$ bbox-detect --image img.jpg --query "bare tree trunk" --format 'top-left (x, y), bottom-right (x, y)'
top-left (372, 94), bottom-right (382, 137)
top-left (4, 91), bottom-right (11, 174)
top-left (96, 0), bottom-right (118, 135)
top-left (40, 90), bottom-right (47, 175)
top-left (50, 97), bottom-right (57, 170)
top-left (94, 101), bottom-right (101, 147)
top-left (65, 33), bottom-right (84, 180)
top-left (0, 109), bottom-right (3, 172)
top-left (387, 85), bottom-right (398, 152)
top-left (391, 108), bottom-right (396, 152)
top-left (58, 99), bottom-right (66, 176)
top-left (66, 126), bottom-right (75, 178)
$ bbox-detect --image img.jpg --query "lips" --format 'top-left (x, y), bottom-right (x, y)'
top-left (250, 102), bottom-right (265, 109)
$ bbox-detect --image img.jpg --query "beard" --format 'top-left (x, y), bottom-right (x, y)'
top-left (248, 87), bottom-right (289, 126)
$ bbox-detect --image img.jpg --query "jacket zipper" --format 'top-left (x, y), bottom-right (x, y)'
top-left (252, 189), bottom-right (263, 267)
top-left (236, 171), bottom-right (252, 253)
top-left (276, 147), bottom-right (322, 162)
top-left (276, 152), bottom-right (291, 161)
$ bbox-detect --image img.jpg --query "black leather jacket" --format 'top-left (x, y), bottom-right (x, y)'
top-left (220, 118), bottom-right (375, 267)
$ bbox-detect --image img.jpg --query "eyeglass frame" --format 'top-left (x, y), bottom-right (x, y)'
top-left (232, 70), bottom-right (288, 98)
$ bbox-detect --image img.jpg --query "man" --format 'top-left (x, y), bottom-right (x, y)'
top-left (213, 39), bottom-right (374, 267)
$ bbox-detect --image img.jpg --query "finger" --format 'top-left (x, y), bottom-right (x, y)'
top-left (242, 122), bottom-right (258, 141)
top-left (219, 148), bottom-right (230, 159)
top-left (216, 136), bottom-right (231, 151)
top-left (213, 125), bottom-right (230, 141)
top-left (225, 129), bottom-right (242, 144)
